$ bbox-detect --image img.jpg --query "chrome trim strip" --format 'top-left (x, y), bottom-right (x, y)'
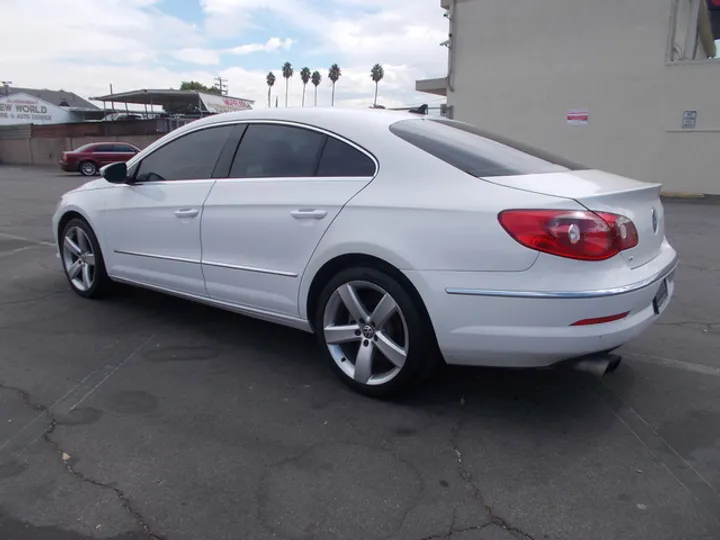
top-left (446, 256), bottom-right (679, 299)
top-left (114, 249), bottom-right (199, 265)
top-left (126, 119), bottom-right (379, 179)
top-left (113, 250), bottom-right (298, 277)
top-left (201, 260), bottom-right (298, 277)
top-left (109, 275), bottom-right (312, 332)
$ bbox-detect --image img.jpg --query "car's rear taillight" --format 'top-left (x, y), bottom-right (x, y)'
top-left (498, 209), bottom-right (639, 261)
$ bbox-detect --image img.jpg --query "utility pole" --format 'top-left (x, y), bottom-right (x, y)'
top-left (213, 76), bottom-right (228, 95)
top-left (1, 81), bottom-right (12, 96)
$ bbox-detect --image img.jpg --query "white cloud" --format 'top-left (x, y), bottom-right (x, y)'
top-left (173, 49), bottom-right (221, 66)
top-left (228, 37), bottom-right (295, 55)
top-left (5, 0), bottom-right (449, 111)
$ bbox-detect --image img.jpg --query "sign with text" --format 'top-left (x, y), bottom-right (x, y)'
top-left (200, 92), bottom-right (253, 114)
top-left (0, 92), bottom-right (73, 125)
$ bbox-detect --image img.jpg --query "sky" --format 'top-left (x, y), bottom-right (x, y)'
top-left (4, 0), bottom-right (449, 110)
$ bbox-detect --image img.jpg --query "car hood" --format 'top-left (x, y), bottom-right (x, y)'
top-left (71, 179), bottom-right (110, 193)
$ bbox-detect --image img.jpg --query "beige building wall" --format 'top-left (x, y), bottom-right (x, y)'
top-left (431, 0), bottom-right (720, 194)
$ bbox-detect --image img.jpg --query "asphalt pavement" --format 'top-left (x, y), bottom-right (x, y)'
top-left (0, 165), bottom-right (719, 540)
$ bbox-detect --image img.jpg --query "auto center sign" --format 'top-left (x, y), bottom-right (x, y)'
top-left (199, 92), bottom-right (253, 114)
top-left (0, 92), bottom-right (73, 125)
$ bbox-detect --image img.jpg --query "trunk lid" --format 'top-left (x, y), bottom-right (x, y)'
top-left (482, 169), bottom-right (665, 269)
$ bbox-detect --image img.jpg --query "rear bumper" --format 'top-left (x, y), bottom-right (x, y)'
top-left (406, 246), bottom-right (678, 368)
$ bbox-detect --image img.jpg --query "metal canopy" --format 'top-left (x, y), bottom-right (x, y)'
top-left (89, 89), bottom-right (254, 112)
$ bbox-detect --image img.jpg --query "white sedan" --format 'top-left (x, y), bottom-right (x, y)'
top-left (52, 108), bottom-right (677, 397)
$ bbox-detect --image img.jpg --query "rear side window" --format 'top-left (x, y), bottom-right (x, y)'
top-left (389, 118), bottom-right (585, 177)
top-left (230, 124), bottom-right (325, 178)
top-left (316, 137), bottom-right (376, 177)
top-left (94, 144), bottom-right (115, 152)
top-left (115, 144), bottom-right (137, 153)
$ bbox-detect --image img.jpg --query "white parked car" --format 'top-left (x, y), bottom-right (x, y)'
top-left (52, 108), bottom-right (677, 397)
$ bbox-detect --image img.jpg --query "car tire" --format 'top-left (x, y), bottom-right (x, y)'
top-left (60, 218), bottom-right (113, 299)
top-left (79, 161), bottom-right (97, 176)
top-left (315, 266), bottom-right (438, 398)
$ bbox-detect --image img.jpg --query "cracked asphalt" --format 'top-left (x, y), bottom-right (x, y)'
top-left (0, 165), bottom-right (719, 540)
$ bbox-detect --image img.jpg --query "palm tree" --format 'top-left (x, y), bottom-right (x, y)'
top-left (328, 64), bottom-right (341, 106)
top-left (370, 64), bottom-right (384, 107)
top-left (311, 71), bottom-right (322, 106)
top-left (266, 72), bottom-right (276, 108)
top-left (282, 62), bottom-right (294, 107)
top-left (300, 67), bottom-right (311, 107)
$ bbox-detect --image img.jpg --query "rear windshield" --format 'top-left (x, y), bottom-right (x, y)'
top-left (389, 118), bottom-right (586, 177)
top-left (73, 143), bottom-right (96, 152)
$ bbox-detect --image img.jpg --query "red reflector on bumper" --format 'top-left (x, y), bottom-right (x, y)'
top-left (570, 312), bottom-right (630, 326)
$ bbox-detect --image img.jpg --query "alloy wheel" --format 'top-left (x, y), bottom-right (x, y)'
top-left (81, 162), bottom-right (96, 176)
top-left (62, 226), bottom-right (96, 292)
top-left (322, 280), bottom-right (409, 386)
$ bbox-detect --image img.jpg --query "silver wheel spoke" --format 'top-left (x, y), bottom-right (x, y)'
top-left (64, 236), bottom-right (82, 257)
top-left (84, 253), bottom-right (96, 266)
top-left (82, 264), bottom-right (92, 289)
top-left (375, 331), bottom-right (407, 368)
top-left (354, 342), bottom-right (374, 384)
top-left (76, 230), bottom-right (89, 252)
top-left (338, 284), bottom-right (369, 322)
top-left (67, 260), bottom-right (82, 280)
top-left (371, 293), bottom-right (397, 328)
top-left (324, 324), bottom-right (361, 345)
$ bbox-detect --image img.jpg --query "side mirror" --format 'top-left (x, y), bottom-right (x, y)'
top-left (101, 161), bottom-right (128, 184)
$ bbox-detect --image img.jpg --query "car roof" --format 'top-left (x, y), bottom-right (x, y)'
top-left (184, 107), bottom-right (418, 135)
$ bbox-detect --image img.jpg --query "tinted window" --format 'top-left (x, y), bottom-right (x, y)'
top-left (74, 143), bottom-right (95, 153)
top-left (135, 125), bottom-right (234, 181)
top-left (115, 145), bottom-right (137, 153)
top-left (316, 137), bottom-right (375, 177)
top-left (230, 124), bottom-right (325, 178)
top-left (94, 145), bottom-right (115, 152)
top-left (389, 118), bottom-right (585, 177)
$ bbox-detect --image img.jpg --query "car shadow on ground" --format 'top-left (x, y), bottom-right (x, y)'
top-left (104, 284), bottom-right (616, 424)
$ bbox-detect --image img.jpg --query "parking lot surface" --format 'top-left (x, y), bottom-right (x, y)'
top-left (0, 165), bottom-right (719, 540)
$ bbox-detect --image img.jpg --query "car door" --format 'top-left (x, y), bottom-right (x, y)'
top-left (200, 122), bottom-right (378, 317)
top-left (101, 123), bottom-right (238, 295)
top-left (92, 144), bottom-right (118, 167)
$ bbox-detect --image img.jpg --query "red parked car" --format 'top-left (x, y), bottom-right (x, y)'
top-left (59, 142), bottom-right (140, 176)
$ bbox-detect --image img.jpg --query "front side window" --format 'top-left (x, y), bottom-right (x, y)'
top-left (390, 118), bottom-right (585, 178)
top-left (94, 144), bottom-right (115, 152)
top-left (135, 125), bottom-right (234, 182)
top-left (230, 124), bottom-right (325, 178)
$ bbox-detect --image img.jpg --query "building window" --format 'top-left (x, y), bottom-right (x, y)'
top-left (669, 0), bottom-right (719, 61)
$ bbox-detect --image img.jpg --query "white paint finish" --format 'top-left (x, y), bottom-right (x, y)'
top-left (53, 108), bottom-right (678, 371)
top-left (439, 0), bottom-right (720, 194)
top-left (201, 177), bottom-right (370, 315)
top-left (405, 246), bottom-right (677, 367)
top-left (101, 181), bottom-right (215, 295)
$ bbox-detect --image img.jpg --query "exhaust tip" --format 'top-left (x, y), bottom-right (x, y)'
top-left (572, 354), bottom-right (622, 378)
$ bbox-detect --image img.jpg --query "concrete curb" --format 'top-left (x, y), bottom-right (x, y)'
top-left (661, 192), bottom-right (720, 204)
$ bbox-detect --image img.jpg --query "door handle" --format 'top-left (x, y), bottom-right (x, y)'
top-left (174, 208), bottom-right (199, 218)
top-left (290, 209), bottom-right (328, 220)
